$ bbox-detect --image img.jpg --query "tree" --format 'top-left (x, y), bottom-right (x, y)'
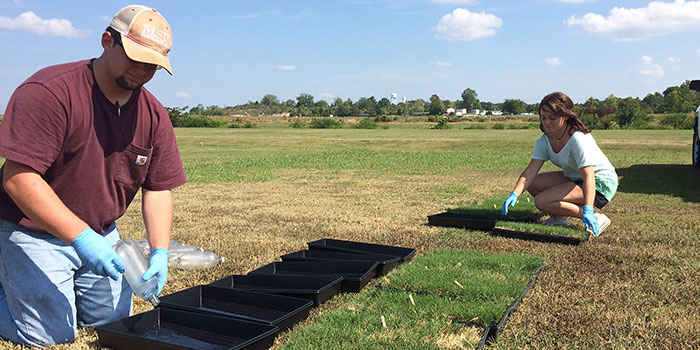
top-left (642, 92), bottom-right (663, 113)
top-left (296, 93), bottom-right (315, 108)
top-left (502, 99), bottom-right (527, 115)
top-left (429, 94), bottom-right (445, 116)
top-left (261, 94), bottom-right (279, 105)
top-left (615, 97), bottom-right (648, 128)
top-left (582, 97), bottom-right (600, 110)
top-left (461, 88), bottom-right (480, 111)
top-left (600, 94), bottom-right (618, 110)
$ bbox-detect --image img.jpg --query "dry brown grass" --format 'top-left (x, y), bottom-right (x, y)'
top-left (0, 133), bottom-right (698, 349)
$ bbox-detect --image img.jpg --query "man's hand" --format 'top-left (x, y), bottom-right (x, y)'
top-left (143, 248), bottom-right (169, 294)
top-left (71, 227), bottom-right (125, 280)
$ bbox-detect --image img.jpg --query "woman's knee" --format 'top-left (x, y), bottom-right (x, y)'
top-left (533, 193), bottom-right (549, 211)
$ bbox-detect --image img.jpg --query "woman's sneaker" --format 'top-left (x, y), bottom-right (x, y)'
top-left (587, 213), bottom-right (611, 236)
top-left (541, 216), bottom-right (570, 226)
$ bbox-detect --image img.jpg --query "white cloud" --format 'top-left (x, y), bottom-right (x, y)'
top-left (431, 60), bottom-right (453, 67)
top-left (175, 92), bottom-right (191, 98)
top-left (270, 65), bottom-right (296, 71)
top-left (0, 11), bottom-right (88, 38)
top-left (666, 56), bottom-right (680, 63)
top-left (235, 13), bottom-right (264, 19)
top-left (431, 0), bottom-right (479, 4)
top-left (433, 8), bottom-right (502, 41)
top-left (566, 0), bottom-right (700, 42)
top-left (636, 56), bottom-right (664, 77)
top-left (544, 57), bottom-right (562, 66)
top-left (555, 0), bottom-right (598, 3)
top-left (319, 92), bottom-right (334, 98)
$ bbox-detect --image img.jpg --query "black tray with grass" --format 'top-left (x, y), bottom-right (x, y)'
top-left (248, 261), bottom-right (378, 293)
top-left (278, 248), bottom-right (544, 350)
top-left (158, 286), bottom-right (313, 332)
top-left (492, 220), bottom-right (590, 245)
top-left (95, 307), bottom-right (278, 350)
top-left (383, 249), bottom-right (544, 349)
top-left (428, 194), bottom-right (543, 230)
top-left (476, 263), bottom-right (544, 349)
top-left (207, 275), bottom-right (343, 306)
top-left (307, 238), bottom-right (416, 262)
top-left (280, 249), bottom-right (400, 276)
top-left (428, 194), bottom-right (591, 245)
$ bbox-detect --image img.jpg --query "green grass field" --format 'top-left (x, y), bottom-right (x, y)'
top-left (0, 123), bottom-right (698, 349)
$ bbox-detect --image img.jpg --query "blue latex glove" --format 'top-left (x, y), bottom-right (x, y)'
top-left (143, 248), bottom-right (169, 295)
top-left (71, 227), bottom-right (125, 280)
top-left (501, 192), bottom-right (518, 215)
top-left (582, 205), bottom-right (599, 236)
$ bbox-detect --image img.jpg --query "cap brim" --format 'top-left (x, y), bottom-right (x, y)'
top-left (122, 37), bottom-right (173, 75)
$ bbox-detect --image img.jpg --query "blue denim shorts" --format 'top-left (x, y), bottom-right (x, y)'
top-left (0, 220), bottom-right (132, 347)
top-left (572, 180), bottom-right (609, 209)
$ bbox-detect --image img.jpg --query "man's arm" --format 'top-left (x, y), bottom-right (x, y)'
top-left (142, 188), bottom-right (173, 251)
top-left (2, 160), bottom-right (87, 242)
top-left (3, 159), bottom-right (125, 279)
top-left (141, 188), bottom-right (173, 294)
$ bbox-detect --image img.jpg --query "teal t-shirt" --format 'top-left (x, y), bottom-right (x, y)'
top-left (532, 131), bottom-right (618, 201)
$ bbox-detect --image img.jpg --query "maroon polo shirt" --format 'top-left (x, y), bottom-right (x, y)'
top-left (0, 60), bottom-right (186, 234)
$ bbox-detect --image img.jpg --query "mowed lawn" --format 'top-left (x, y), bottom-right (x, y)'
top-left (0, 123), bottom-right (698, 349)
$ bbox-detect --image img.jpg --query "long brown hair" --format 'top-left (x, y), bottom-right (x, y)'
top-left (539, 92), bottom-right (590, 134)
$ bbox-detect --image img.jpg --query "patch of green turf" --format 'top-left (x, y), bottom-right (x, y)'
top-left (449, 193), bottom-right (539, 220)
top-left (495, 220), bottom-right (590, 239)
top-left (279, 305), bottom-right (482, 350)
top-left (280, 249), bottom-right (542, 350)
top-left (385, 249), bottom-right (542, 310)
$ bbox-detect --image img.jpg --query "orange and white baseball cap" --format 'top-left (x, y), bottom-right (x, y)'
top-left (109, 5), bottom-right (173, 75)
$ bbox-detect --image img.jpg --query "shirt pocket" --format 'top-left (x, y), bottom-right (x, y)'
top-left (116, 143), bottom-right (153, 187)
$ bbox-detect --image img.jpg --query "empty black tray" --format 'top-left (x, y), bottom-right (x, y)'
top-left (95, 307), bottom-right (278, 350)
top-left (428, 212), bottom-right (587, 245)
top-left (280, 249), bottom-right (400, 276)
top-left (427, 212), bottom-right (497, 230)
top-left (491, 228), bottom-right (590, 246)
top-left (207, 274), bottom-right (343, 306)
top-left (248, 261), bottom-right (378, 293)
top-left (159, 286), bottom-right (313, 332)
top-left (307, 238), bottom-right (416, 262)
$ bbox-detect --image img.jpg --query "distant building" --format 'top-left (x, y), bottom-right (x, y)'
top-left (446, 107), bottom-right (456, 115)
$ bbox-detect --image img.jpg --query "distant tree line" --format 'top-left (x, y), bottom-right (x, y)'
top-left (165, 81), bottom-right (699, 129)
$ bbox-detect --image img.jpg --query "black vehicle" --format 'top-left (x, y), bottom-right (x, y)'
top-left (688, 80), bottom-right (700, 168)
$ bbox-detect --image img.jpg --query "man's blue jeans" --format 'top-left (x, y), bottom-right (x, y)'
top-left (0, 220), bottom-right (132, 347)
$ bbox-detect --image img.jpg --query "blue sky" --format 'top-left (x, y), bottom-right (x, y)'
top-left (2, 0), bottom-right (700, 111)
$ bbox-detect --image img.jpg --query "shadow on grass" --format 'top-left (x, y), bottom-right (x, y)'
top-left (617, 164), bottom-right (700, 203)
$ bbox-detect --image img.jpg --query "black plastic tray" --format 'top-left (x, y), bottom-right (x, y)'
top-left (207, 274), bottom-right (343, 306)
top-left (428, 212), bottom-right (588, 246)
top-left (95, 307), bottom-right (278, 350)
top-left (307, 238), bottom-right (416, 262)
top-left (280, 249), bottom-right (400, 276)
top-left (248, 261), bottom-right (378, 293)
top-left (476, 263), bottom-right (545, 349)
top-left (159, 286), bottom-right (313, 332)
top-left (427, 212), bottom-right (497, 230)
top-left (491, 227), bottom-right (590, 246)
